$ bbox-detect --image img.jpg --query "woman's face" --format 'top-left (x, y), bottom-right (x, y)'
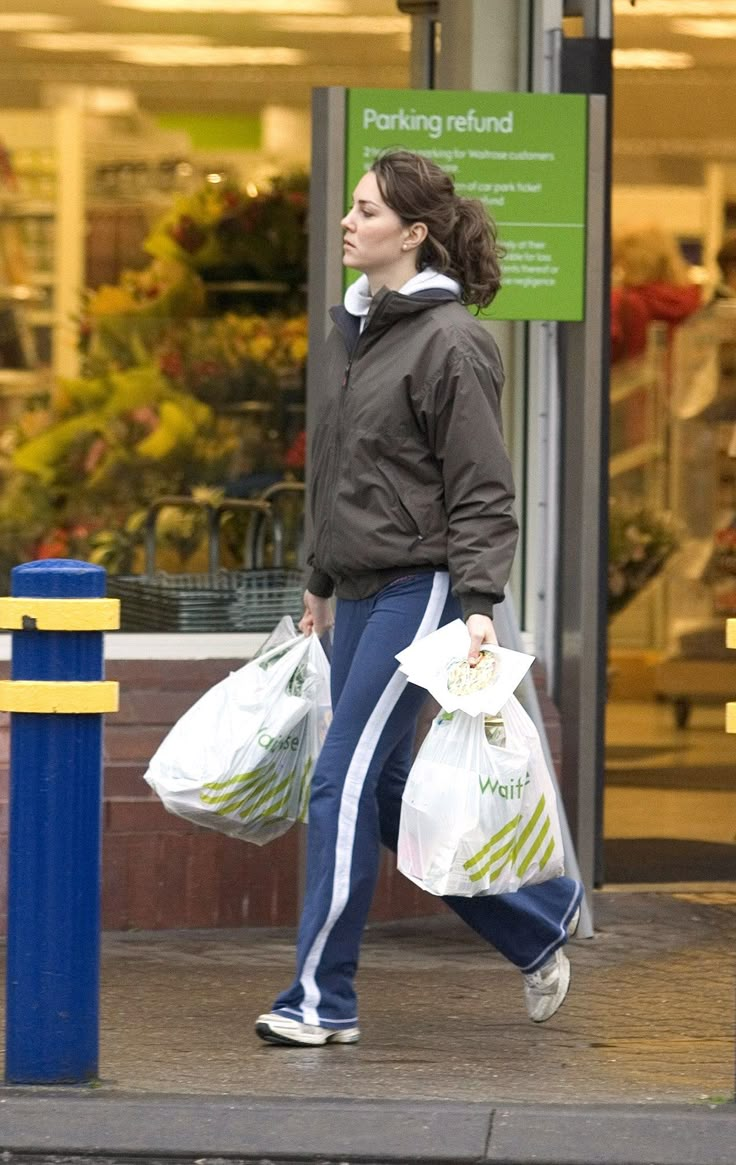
top-left (341, 171), bottom-right (412, 283)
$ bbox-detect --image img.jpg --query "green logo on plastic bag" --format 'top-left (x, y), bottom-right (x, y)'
top-left (199, 722), bottom-right (313, 825)
top-left (478, 773), bottom-right (530, 799)
top-left (286, 658), bottom-right (308, 697)
top-left (462, 794), bottom-right (556, 883)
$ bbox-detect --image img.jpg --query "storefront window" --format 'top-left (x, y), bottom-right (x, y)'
top-left (606, 0), bottom-right (736, 886)
top-left (0, 2), bottom-right (410, 633)
top-left (0, 155), bottom-right (308, 629)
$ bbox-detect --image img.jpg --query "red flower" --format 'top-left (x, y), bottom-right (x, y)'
top-left (191, 359), bottom-right (224, 380)
top-left (130, 406), bottom-right (158, 431)
top-left (36, 529), bottom-right (71, 560)
top-left (159, 350), bottom-right (184, 379)
top-left (284, 429), bottom-right (306, 470)
top-left (84, 437), bottom-right (108, 474)
top-left (169, 215), bottom-right (206, 254)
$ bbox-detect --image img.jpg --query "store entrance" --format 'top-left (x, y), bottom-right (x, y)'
top-left (604, 305), bottom-right (736, 886)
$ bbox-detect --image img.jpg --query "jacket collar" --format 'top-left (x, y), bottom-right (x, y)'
top-left (330, 283), bottom-right (461, 354)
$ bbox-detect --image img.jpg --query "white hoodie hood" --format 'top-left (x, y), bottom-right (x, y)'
top-left (344, 269), bottom-right (461, 329)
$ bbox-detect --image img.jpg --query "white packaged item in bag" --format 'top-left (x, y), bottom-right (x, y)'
top-left (395, 619), bottom-right (534, 716)
top-left (398, 695), bottom-right (564, 896)
top-left (144, 631), bottom-right (331, 845)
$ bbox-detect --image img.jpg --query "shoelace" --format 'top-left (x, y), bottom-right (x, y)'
top-left (524, 961), bottom-right (556, 989)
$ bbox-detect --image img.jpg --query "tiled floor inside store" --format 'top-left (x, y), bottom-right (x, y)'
top-left (604, 699), bottom-right (736, 882)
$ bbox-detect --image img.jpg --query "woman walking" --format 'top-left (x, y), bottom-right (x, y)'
top-left (256, 150), bottom-right (582, 1047)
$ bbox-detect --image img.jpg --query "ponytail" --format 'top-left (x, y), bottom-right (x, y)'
top-left (448, 197), bottom-right (502, 309)
top-left (371, 150), bottom-right (503, 310)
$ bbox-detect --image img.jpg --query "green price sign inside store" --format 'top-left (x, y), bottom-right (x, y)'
top-left (345, 88), bottom-right (588, 321)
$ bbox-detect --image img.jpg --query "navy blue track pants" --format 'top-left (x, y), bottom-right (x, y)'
top-left (272, 571), bottom-right (583, 1030)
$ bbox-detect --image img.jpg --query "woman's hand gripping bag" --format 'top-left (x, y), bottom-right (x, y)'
top-left (144, 632), bottom-right (331, 844)
top-left (398, 695), bottom-right (564, 895)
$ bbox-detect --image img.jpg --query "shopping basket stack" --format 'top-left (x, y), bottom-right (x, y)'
top-left (107, 495), bottom-right (305, 633)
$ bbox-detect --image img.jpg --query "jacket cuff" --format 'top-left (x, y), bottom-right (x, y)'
top-left (307, 569), bottom-right (335, 599)
top-left (460, 592), bottom-right (496, 621)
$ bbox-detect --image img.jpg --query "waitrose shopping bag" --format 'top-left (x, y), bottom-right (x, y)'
top-left (144, 630), bottom-right (331, 845)
top-left (398, 696), bottom-right (564, 896)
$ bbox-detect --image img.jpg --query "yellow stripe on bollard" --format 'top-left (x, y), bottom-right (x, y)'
top-left (0, 680), bottom-right (119, 714)
top-left (0, 597), bottom-right (120, 632)
top-left (726, 702), bottom-right (736, 735)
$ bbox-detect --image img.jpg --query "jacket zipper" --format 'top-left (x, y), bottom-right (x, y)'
top-left (324, 298), bottom-right (389, 569)
top-left (324, 347), bottom-right (357, 569)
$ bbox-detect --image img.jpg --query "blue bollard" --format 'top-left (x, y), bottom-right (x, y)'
top-left (0, 559), bottom-right (119, 1084)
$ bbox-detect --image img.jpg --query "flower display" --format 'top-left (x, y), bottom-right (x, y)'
top-left (145, 173), bottom-right (308, 286)
top-left (0, 363), bottom-right (235, 580)
top-left (82, 259), bottom-right (207, 370)
top-left (156, 313), bottom-right (307, 408)
top-left (0, 171), bottom-right (309, 587)
top-left (608, 499), bottom-right (679, 617)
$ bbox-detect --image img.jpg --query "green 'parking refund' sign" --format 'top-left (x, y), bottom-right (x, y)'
top-left (345, 88), bottom-right (588, 321)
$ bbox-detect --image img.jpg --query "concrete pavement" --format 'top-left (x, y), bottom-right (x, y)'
top-left (0, 887), bottom-right (734, 1163)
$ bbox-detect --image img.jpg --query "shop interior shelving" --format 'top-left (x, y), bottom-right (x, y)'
top-left (0, 106), bottom-right (85, 392)
top-left (654, 299), bottom-right (736, 725)
top-left (0, 104), bottom-right (194, 395)
top-left (608, 324), bottom-right (670, 653)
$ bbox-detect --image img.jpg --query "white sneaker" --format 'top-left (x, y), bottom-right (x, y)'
top-left (522, 949), bottom-right (571, 1023)
top-left (255, 1011), bottom-right (360, 1047)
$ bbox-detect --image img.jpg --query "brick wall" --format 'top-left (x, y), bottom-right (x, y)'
top-left (0, 657), bottom-right (562, 934)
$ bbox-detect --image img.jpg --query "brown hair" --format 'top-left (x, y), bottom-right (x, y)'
top-left (370, 149), bottom-right (502, 309)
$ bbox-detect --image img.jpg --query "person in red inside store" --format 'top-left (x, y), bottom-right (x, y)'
top-left (610, 224), bottom-right (702, 365)
top-left (254, 149), bottom-right (583, 1049)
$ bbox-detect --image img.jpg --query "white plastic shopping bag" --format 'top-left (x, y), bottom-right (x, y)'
top-left (144, 630), bottom-right (331, 844)
top-left (398, 695), bottom-right (564, 895)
